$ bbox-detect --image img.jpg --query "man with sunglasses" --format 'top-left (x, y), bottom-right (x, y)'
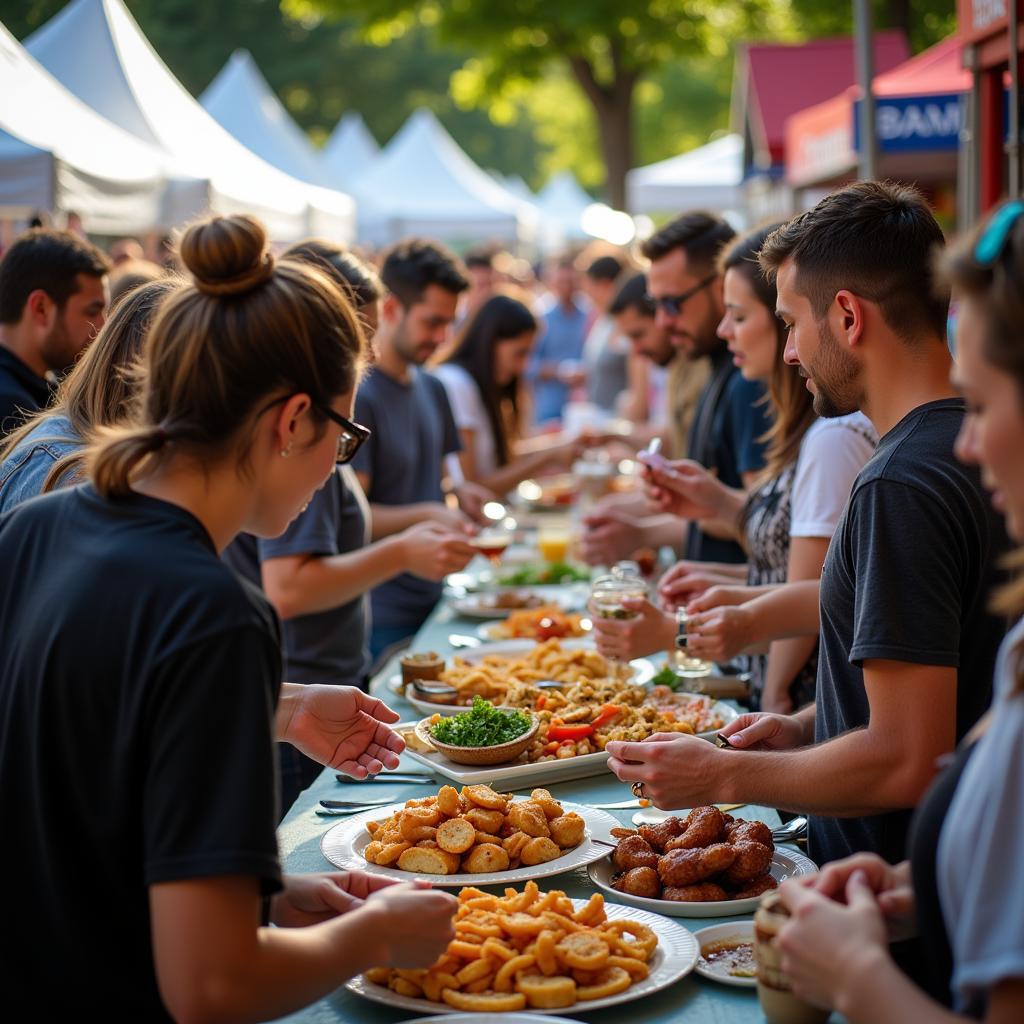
top-left (581, 212), bottom-right (770, 566)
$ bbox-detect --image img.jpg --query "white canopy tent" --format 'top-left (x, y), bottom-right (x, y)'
top-left (26, 0), bottom-right (354, 241)
top-left (200, 49), bottom-right (337, 190)
top-left (322, 112), bottom-right (380, 192)
top-left (626, 133), bottom-right (744, 215)
top-left (0, 21), bottom-right (181, 233)
top-left (535, 171), bottom-right (594, 243)
top-left (351, 109), bottom-right (537, 249)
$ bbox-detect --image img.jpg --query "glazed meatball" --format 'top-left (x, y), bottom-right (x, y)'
top-left (613, 866), bottom-right (662, 899)
top-left (664, 806), bottom-right (726, 850)
top-left (721, 839), bottom-right (773, 885)
top-left (730, 873), bottom-right (778, 900)
top-left (637, 817), bottom-right (686, 851)
top-left (662, 882), bottom-right (728, 902)
top-left (612, 834), bottom-right (659, 871)
top-left (724, 819), bottom-right (775, 852)
top-left (657, 843), bottom-right (737, 886)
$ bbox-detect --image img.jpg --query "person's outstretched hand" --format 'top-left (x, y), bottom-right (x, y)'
top-left (280, 685), bottom-right (404, 778)
top-left (271, 871), bottom-right (406, 927)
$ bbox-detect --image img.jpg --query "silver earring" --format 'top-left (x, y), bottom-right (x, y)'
top-left (280, 441), bottom-right (293, 458)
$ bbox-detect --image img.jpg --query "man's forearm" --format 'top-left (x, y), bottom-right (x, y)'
top-left (718, 724), bottom-right (931, 817)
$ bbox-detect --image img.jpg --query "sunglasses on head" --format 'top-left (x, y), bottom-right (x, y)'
top-left (974, 200), bottom-right (1024, 267)
top-left (315, 404), bottom-right (371, 464)
top-left (655, 273), bottom-right (718, 316)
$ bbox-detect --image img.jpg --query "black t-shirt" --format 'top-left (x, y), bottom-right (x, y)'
top-left (0, 345), bottom-right (51, 435)
top-left (811, 399), bottom-right (1008, 866)
top-left (0, 486), bottom-right (283, 1018)
top-left (684, 345), bottom-right (770, 563)
top-left (351, 365), bottom-right (460, 630)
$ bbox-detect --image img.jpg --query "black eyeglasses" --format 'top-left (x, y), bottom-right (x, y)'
top-left (316, 404), bottom-right (372, 464)
top-left (655, 273), bottom-right (718, 316)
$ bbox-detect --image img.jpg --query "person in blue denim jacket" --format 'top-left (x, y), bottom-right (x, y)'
top-left (0, 276), bottom-right (176, 515)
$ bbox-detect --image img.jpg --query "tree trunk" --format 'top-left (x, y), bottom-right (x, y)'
top-left (567, 53), bottom-right (636, 210)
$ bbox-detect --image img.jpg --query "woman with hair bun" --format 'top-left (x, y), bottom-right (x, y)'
top-left (0, 214), bottom-right (456, 1019)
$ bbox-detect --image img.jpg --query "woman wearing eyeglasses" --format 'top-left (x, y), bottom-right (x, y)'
top-left (223, 240), bottom-right (476, 809)
top-left (0, 214), bottom-right (458, 1019)
top-left (764, 201), bottom-right (1024, 1024)
top-left (594, 224), bottom-right (876, 712)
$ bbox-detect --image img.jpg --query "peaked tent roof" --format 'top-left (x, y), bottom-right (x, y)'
top-left (0, 20), bottom-right (180, 232)
top-left (351, 108), bottom-right (536, 247)
top-left (627, 134), bottom-right (744, 214)
top-left (535, 172), bottom-right (594, 241)
top-left (26, 0), bottom-right (353, 240)
top-left (200, 49), bottom-right (336, 189)
top-left (322, 112), bottom-right (380, 190)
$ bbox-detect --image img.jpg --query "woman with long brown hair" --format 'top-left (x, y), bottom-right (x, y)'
top-left (593, 224), bottom-right (876, 711)
top-left (0, 214), bottom-right (455, 1019)
top-left (766, 198), bottom-right (1024, 1024)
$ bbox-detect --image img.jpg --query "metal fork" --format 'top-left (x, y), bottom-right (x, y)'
top-left (315, 797), bottom-right (395, 817)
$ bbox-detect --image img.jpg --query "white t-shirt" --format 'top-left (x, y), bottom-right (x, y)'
top-left (790, 412), bottom-right (878, 538)
top-left (432, 363), bottom-right (497, 476)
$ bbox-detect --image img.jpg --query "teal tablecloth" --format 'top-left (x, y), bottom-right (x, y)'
top-left (272, 597), bottom-right (813, 1023)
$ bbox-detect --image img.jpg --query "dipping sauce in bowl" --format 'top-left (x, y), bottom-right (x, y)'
top-left (700, 938), bottom-right (756, 979)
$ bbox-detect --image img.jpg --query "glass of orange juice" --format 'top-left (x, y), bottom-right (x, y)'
top-left (536, 516), bottom-right (571, 563)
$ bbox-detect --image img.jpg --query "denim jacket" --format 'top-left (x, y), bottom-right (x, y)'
top-left (0, 413), bottom-right (83, 515)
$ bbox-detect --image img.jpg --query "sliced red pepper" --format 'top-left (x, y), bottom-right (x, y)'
top-left (535, 695), bottom-right (547, 710)
top-left (547, 723), bottom-right (594, 742)
top-left (589, 703), bottom-right (623, 730)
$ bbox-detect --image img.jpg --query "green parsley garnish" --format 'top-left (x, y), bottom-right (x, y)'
top-left (651, 665), bottom-right (683, 691)
top-left (498, 562), bottom-right (590, 586)
top-left (431, 697), bottom-right (532, 748)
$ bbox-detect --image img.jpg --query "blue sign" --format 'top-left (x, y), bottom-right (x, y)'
top-left (854, 93), bottom-right (963, 153)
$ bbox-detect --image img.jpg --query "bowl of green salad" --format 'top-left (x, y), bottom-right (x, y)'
top-left (415, 696), bottom-right (539, 766)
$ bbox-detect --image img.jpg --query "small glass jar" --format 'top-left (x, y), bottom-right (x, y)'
top-left (590, 573), bottom-right (647, 622)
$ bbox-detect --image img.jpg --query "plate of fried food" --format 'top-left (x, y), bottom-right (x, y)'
top-left (587, 806), bottom-right (817, 918)
top-left (321, 784), bottom-right (620, 887)
top-left (450, 586), bottom-right (587, 620)
top-left (476, 607), bottom-right (591, 642)
top-left (348, 881), bottom-right (699, 1015)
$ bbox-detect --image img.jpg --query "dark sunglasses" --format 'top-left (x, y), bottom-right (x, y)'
top-left (974, 200), bottom-right (1024, 266)
top-left (655, 273), bottom-right (718, 315)
top-left (315, 404), bottom-right (371, 464)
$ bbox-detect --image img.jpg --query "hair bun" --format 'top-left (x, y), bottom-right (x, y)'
top-left (178, 214), bottom-right (275, 297)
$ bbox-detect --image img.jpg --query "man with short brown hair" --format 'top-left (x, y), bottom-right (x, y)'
top-left (0, 228), bottom-right (110, 434)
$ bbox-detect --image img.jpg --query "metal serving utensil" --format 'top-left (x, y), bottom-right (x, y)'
top-left (335, 772), bottom-right (435, 785)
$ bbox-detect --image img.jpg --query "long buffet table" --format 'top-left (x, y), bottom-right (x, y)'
top-left (271, 595), bottom-right (822, 1023)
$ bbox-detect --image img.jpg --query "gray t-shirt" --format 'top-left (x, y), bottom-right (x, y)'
top-left (222, 466), bottom-right (371, 685)
top-left (811, 398), bottom-right (1008, 866)
top-left (351, 365), bottom-right (460, 631)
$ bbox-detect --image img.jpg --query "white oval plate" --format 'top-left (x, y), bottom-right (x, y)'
top-left (475, 618), bottom-right (593, 641)
top-left (321, 799), bottom-right (620, 887)
top-left (693, 921), bottom-right (757, 988)
top-left (450, 585), bottom-right (587, 620)
top-left (395, 1016), bottom-right (583, 1024)
top-left (588, 846), bottom-right (817, 918)
top-left (347, 897), bottom-right (699, 1015)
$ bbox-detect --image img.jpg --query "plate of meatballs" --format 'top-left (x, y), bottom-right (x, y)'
top-left (587, 805), bottom-right (817, 918)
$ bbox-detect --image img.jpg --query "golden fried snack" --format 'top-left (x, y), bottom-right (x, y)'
top-left (636, 817), bottom-right (686, 850)
top-left (607, 955), bottom-right (650, 980)
top-left (493, 953), bottom-right (535, 991)
top-left (555, 931), bottom-right (610, 970)
top-left (389, 977), bottom-right (423, 997)
top-left (663, 805), bottom-right (725, 850)
top-left (462, 785), bottom-right (509, 811)
top-left (517, 972), bottom-right (577, 1008)
top-left (502, 832), bottom-right (530, 862)
top-left (721, 839), bottom-right (773, 885)
top-left (436, 817), bottom-right (477, 854)
top-left (725, 819), bottom-right (775, 851)
top-left (529, 789), bottom-right (564, 819)
top-left (612, 866), bottom-right (661, 899)
top-left (731, 873), bottom-right (778, 899)
top-left (465, 807), bottom-right (505, 834)
top-left (575, 965), bottom-right (633, 1000)
top-left (397, 846), bottom-right (461, 875)
top-left (507, 801), bottom-right (551, 838)
top-left (612, 835), bottom-right (659, 871)
top-left (657, 843), bottom-right (738, 886)
top-left (400, 806), bottom-right (442, 842)
top-left (662, 882), bottom-right (728, 902)
top-left (436, 785), bottom-right (461, 817)
top-left (375, 840), bottom-right (412, 865)
top-left (363, 840), bottom-right (384, 863)
top-left (610, 826), bottom-right (638, 839)
top-left (573, 892), bottom-right (606, 927)
top-left (602, 920), bottom-right (658, 960)
top-left (441, 990), bottom-right (527, 1012)
top-left (549, 812), bottom-right (586, 849)
top-left (535, 929), bottom-right (559, 975)
top-left (520, 836), bottom-right (562, 866)
top-left (463, 844), bottom-right (511, 873)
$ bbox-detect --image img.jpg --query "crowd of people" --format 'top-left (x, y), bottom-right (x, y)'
top-left (0, 179), bottom-right (1021, 1022)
